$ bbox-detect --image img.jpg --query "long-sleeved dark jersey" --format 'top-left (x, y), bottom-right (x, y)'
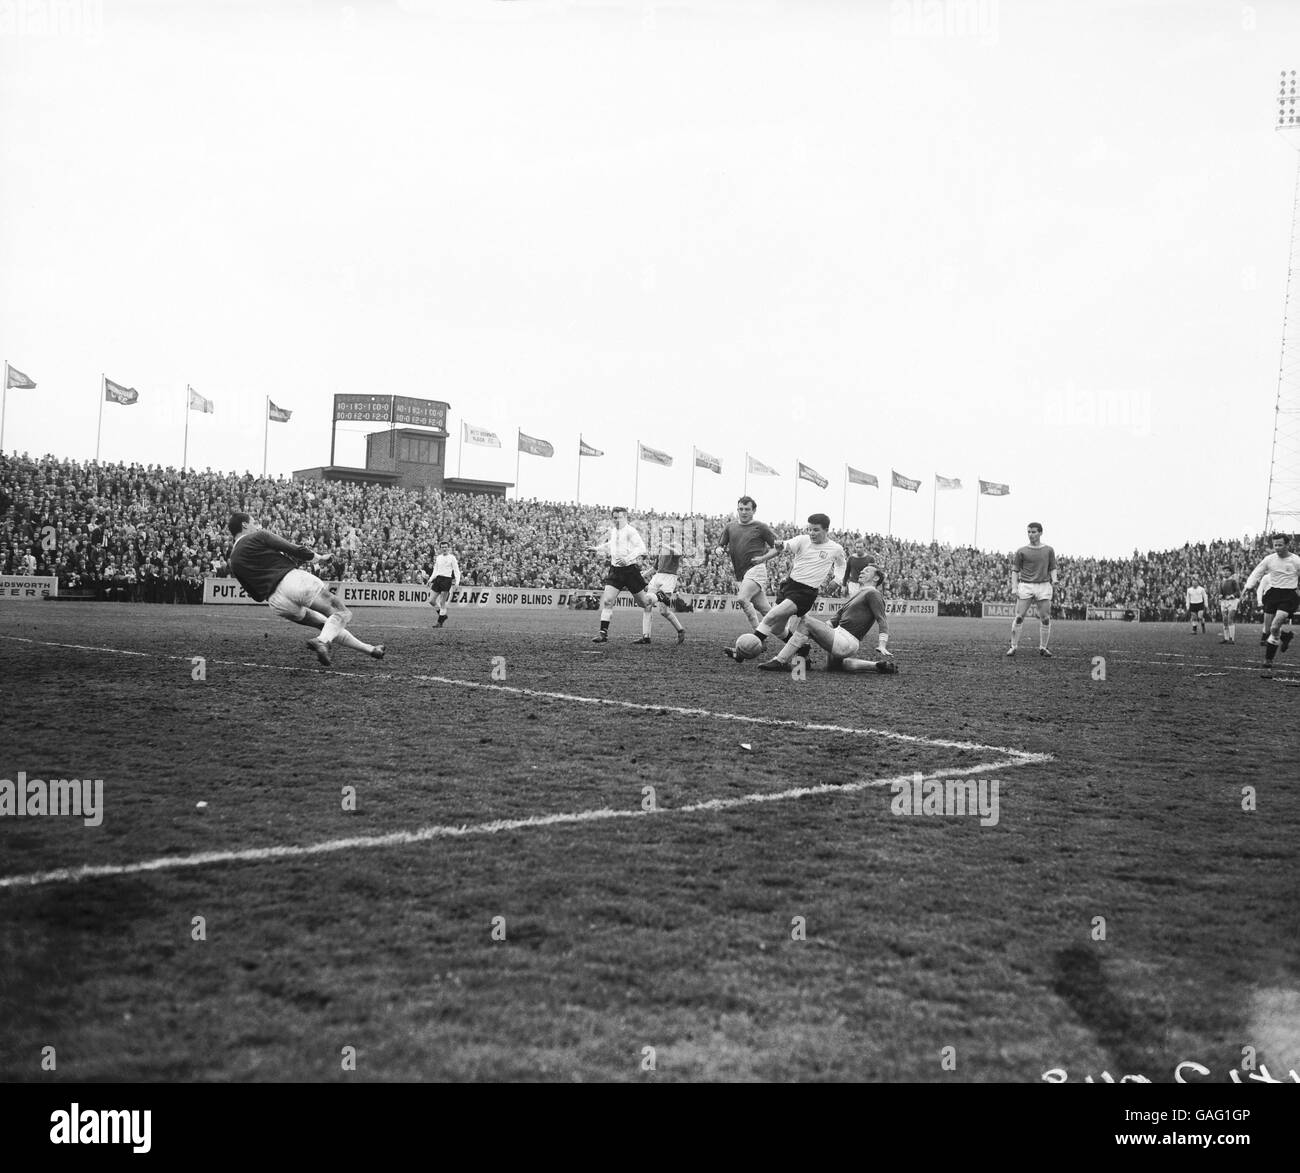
top-left (228, 530), bottom-right (315, 601)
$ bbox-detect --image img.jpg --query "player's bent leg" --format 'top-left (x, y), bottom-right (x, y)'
top-left (334, 629), bottom-right (384, 658)
top-left (594, 585), bottom-right (618, 641)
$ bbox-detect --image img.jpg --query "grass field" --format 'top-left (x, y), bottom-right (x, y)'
top-left (1, 602), bottom-right (1297, 1083)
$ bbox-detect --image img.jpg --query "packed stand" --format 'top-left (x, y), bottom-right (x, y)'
top-left (0, 453), bottom-right (1273, 619)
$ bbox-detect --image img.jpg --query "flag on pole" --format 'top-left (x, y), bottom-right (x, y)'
top-left (518, 431), bottom-right (554, 458)
top-left (639, 442), bottom-right (672, 467)
top-left (798, 461), bottom-right (828, 489)
top-left (579, 438), bottom-right (604, 457)
top-left (5, 365), bottom-right (36, 390)
top-left (104, 378), bottom-right (139, 405)
top-left (979, 479), bottom-right (1010, 495)
top-left (847, 465), bottom-right (878, 487)
top-left (694, 448), bottom-right (722, 474)
top-left (936, 474), bottom-right (962, 490)
top-left (746, 454), bottom-right (779, 476)
top-left (188, 386), bottom-right (214, 414)
top-left (462, 422), bottom-right (500, 447)
top-left (891, 470), bottom-right (921, 492)
top-left (268, 401), bottom-right (292, 422)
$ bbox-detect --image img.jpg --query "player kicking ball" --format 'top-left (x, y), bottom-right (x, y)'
top-left (728, 513), bottom-right (846, 664)
top-left (757, 564), bottom-right (897, 674)
top-left (226, 512), bottom-right (385, 668)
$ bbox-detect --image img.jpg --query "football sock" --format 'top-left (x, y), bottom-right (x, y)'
top-left (334, 630), bottom-right (374, 655)
top-left (1039, 620), bottom-right (1051, 649)
top-left (1009, 619), bottom-right (1023, 649)
top-left (1265, 642), bottom-right (1278, 663)
top-left (641, 609), bottom-right (653, 637)
top-left (667, 611), bottom-right (684, 633)
top-left (319, 613), bottom-right (346, 645)
top-left (599, 617), bottom-right (611, 634)
top-left (439, 608), bottom-right (447, 618)
top-left (739, 599), bottom-right (759, 627)
top-left (774, 632), bottom-right (809, 664)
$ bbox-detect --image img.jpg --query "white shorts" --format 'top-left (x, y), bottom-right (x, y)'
top-left (648, 572), bottom-right (678, 596)
top-left (830, 628), bottom-right (860, 658)
top-left (846, 581), bottom-right (862, 598)
top-left (267, 568), bottom-right (327, 621)
top-left (1221, 596), bottom-right (1240, 614)
top-left (738, 564), bottom-right (768, 592)
top-left (1017, 582), bottom-right (1053, 603)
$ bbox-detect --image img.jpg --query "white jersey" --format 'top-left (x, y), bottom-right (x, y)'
top-left (429, 553), bottom-right (461, 584)
top-left (1245, 552), bottom-right (1300, 593)
top-left (597, 523), bottom-right (646, 567)
top-left (783, 534), bottom-right (847, 589)
top-left (1185, 586), bottom-right (1207, 605)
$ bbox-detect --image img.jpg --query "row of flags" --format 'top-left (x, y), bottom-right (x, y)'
top-left (3, 364), bottom-right (293, 421)
top-left (459, 419), bottom-right (1010, 494)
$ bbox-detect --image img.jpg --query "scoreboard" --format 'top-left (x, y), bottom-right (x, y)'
top-left (333, 395), bottom-right (448, 432)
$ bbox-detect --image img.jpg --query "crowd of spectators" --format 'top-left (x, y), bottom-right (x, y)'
top-left (0, 453), bottom-right (1275, 621)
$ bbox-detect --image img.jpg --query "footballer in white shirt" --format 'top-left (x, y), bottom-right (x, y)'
top-left (426, 545), bottom-right (461, 627)
top-left (1185, 583), bottom-right (1208, 634)
top-left (730, 513), bottom-right (847, 662)
top-left (590, 506), bottom-right (658, 644)
top-left (1242, 534), bottom-right (1300, 672)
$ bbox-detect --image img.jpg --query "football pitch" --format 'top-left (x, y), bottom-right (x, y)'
top-left (1, 604), bottom-right (1296, 1083)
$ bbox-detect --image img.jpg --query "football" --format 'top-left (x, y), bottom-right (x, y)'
top-left (734, 633), bottom-right (764, 660)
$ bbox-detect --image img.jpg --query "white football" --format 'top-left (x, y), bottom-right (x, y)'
top-left (734, 633), bottom-right (764, 660)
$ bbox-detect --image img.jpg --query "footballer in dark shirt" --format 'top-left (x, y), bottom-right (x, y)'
top-left (227, 512), bottom-right (385, 667)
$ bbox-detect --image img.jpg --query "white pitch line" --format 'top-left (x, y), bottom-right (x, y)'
top-left (0, 634), bottom-right (1047, 760)
top-left (0, 757), bottom-right (1042, 891)
top-left (1108, 656), bottom-right (1300, 679)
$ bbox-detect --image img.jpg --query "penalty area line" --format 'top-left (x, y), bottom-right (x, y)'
top-left (0, 757), bottom-right (1038, 891)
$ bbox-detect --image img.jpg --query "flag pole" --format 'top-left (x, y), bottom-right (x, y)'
top-left (974, 481), bottom-right (981, 549)
top-left (792, 460), bottom-right (798, 526)
top-left (841, 465), bottom-right (847, 532)
top-left (515, 429), bottom-right (521, 500)
top-left (634, 441), bottom-right (640, 510)
top-left (576, 436), bottom-right (583, 504)
top-left (743, 452), bottom-right (749, 497)
top-left (183, 386), bottom-right (191, 471)
top-left (931, 474), bottom-right (937, 544)
top-left (1, 361), bottom-right (8, 455)
top-left (888, 479), bottom-right (894, 538)
top-left (689, 448), bottom-right (696, 514)
top-left (263, 395), bottom-right (269, 477)
top-left (96, 374), bottom-right (105, 464)
top-left (458, 420), bottom-right (464, 477)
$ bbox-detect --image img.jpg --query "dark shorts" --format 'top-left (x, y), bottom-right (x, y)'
top-left (1189, 602), bottom-right (1205, 614)
top-left (777, 578), bottom-right (819, 617)
top-left (604, 564), bottom-right (648, 595)
top-left (1263, 587), bottom-right (1300, 615)
top-left (431, 576), bottom-right (453, 593)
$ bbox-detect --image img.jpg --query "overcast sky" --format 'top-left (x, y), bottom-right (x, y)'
top-left (2, 0), bottom-right (1297, 556)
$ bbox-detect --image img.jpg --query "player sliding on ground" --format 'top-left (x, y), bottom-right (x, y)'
top-left (729, 513), bottom-right (846, 662)
top-left (757, 563), bottom-right (898, 674)
top-left (1242, 533), bottom-right (1300, 676)
top-left (1007, 521), bottom-right (1057, 658)
top-left (226, 512), bottom-right (385, 668)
